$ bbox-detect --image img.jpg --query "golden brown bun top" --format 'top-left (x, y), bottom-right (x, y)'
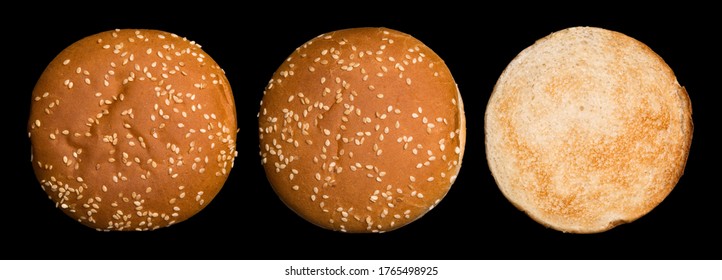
top-left (29, 29), bottom-right (237, 231)
top-left (259, 27), bottom-right (465, 233)
top-left (485, 26), bottom-right (693, 233)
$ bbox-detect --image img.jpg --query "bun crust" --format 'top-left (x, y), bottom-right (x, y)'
top-left (29, 29), bottom-right (238, 231)
top-left (485, 26), bottom-right (692, 233)
top-left (259, 27), bottom-right (465, 233)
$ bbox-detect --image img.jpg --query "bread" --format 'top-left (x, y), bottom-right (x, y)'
top-left (258, 27), bottom-right (465, 233)
top-left (485, 26), bottom-right (693, 233)
top-left (28, 29), bottom-right (238, 231)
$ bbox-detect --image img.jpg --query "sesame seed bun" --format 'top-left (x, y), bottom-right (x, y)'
top-left (485, 26), bottom-right (693, 233)
top-left (28, 29), bottom-right (238, 231)
top-left (258, 27), bottom-right (465, 233)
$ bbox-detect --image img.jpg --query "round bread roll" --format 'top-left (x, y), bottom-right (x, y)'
top-left (28, 29), bottom-right (238, 231)
top-left (485, 26), bottom-right (693, 233)
top-left (258, 27), bottom-right (465, 233)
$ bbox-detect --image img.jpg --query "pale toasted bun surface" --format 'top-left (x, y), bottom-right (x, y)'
top-left (28, 29), bottom-right (237, 231)
top-left (485, 26), bottom-right (692, 233)
top-left (259, 27), bottom-right (465, 233)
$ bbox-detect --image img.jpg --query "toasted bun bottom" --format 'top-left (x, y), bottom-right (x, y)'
top-left (485, 26), bottom-right (692, 233)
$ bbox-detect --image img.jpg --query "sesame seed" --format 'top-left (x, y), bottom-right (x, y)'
top-left (409, 176), bottom-right (416, 182)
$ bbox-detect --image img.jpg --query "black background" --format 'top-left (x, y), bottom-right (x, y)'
top-left (6, 6), bottom-right (720, 260)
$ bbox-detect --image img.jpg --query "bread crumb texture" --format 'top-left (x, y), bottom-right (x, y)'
top-left (485, 26), bottom-right (692, 233)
